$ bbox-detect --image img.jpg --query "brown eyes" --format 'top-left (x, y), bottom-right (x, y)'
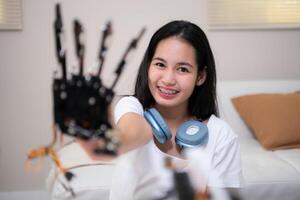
top-left (154, 62), bottom-right (165, 67)
top-left (177, 67), bottom-right (190, 73)
top-left (152, 62), bottom-right (190, 73)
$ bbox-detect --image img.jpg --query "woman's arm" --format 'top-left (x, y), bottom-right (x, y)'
top-left (116, 112), bottom-right (153, 154)
top-left (76, 113), bottom-right (152, 160)
top-left (77, 97), bottom-right (153, 160)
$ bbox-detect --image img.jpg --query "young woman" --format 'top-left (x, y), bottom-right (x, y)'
top-left (108, 20), bottom-right (243, 199)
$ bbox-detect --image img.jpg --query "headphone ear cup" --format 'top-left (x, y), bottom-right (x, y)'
top-left (175, 120), bottom-right (208, 148)
top-left (144, 108), bottom-right (172, 143)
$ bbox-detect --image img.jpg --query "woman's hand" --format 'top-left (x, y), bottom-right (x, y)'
top-left (77, 111), bottom-right (153, 161)
top-left (76, 130), bottom-right (119, 162)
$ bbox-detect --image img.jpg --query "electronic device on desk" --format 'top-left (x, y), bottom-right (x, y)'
top-left (157, 152), bottom-right (242, 200)
top-left (26, 3), bottom-right (145, 197)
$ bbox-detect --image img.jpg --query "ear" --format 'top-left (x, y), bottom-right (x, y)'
top-left (196, 69), bottom-right (207, 86)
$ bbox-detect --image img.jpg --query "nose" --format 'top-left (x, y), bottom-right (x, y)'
top-left (161, 69), bottom-right (176, 85)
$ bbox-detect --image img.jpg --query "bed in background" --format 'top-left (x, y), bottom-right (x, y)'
top-left (218, 79), bottom-right (300, 200)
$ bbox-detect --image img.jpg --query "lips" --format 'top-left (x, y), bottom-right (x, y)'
top-left (157, 86), bottom-right (179, 99)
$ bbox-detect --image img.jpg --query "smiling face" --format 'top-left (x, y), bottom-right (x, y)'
top-left (148, 36), bottom-right (205, 111)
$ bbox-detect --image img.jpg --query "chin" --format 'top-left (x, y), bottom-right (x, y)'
top-left (154, 96), bottom-right (183, 108)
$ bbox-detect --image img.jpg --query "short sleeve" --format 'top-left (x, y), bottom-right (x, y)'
top-left (113, 96), bottom-right (144, 124)
top-left (209, 135), bottom-right (243, 187)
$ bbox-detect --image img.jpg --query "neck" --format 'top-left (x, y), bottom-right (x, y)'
top-left (154, 104), bottom-right (190, 125)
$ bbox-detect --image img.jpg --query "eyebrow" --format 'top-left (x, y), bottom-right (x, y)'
top-left (152, 57), bottom-right (166, 63)
top-left (177, 62), bottom-right (193, 68)
top-left (152, 57), bottom-right (194, 68)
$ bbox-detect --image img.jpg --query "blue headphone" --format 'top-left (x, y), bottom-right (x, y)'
top-left (144, 108), bottom-right (208, 148)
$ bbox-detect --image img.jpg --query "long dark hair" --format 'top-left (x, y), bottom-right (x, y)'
top-left (134, 20), bottom-right (218, 120)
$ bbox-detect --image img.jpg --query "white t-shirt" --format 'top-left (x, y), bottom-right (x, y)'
top-left (110, 96), bottom-right (243, 200)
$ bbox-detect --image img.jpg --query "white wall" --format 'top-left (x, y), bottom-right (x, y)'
top-left (0, 0), bottom-right (299, 193)
top-left (0, 190), bottom-right (47, 200)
